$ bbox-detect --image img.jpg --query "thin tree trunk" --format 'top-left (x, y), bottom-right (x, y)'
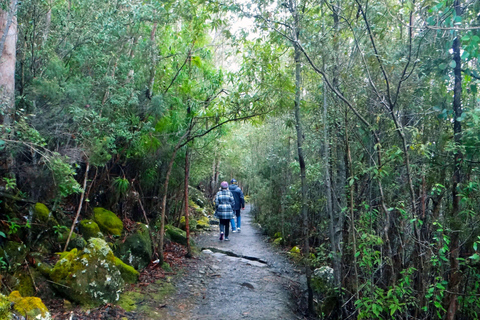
top-left (445, 1), bottom-right (463, 317)
top-left (184, 145), bottom-right (192, 257)
top-left (0, 0), bottom-right (18, 129)
top-left (148, 21), bottom-right (158, 99)
top-left (292, 29), bottom-right (314, 313)
top-left (158, 149), bottom-right (178, 265)
top-left (65, 162), bottom-right (90, 251)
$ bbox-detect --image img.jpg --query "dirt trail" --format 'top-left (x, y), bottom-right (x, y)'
top-left (155, 205), bottom-right (308, 320)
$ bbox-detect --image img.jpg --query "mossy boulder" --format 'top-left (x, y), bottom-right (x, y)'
top-left (92, 207), bottom-right (123, 236)
top-left (114, 257), bottom-right (139, 284)
top-left (49, 238), bottom-right (135, 306)
top-left (164, 225), bottom-right (193, 246)
top-left (33, 203), bottom-right (51, 223)
top-left (0, 241), bottom-right (28, 271)
top-left (115, 223), bottom-right (152, 270)
top-left (79, 219), bottom-right (103, 240)
top-left (0, 293), bottom-right (11, 319)
top-left (33, 203), bottom-right (58, 230)
top-left (179, 216), bottom-right (197, 231)
top-left (9, 291), bottom-right (51, 319)
top-left (196, 216), bottom-right (210, 229)
top-left (14, 272), bottom-right (35, 297)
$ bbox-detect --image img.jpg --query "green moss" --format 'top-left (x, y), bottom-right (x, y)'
top-left (161, 262), bottom-right (172, 272)
top-left (196, 216), bottom-right (210, 229)
top-left (16, 273), bottom-right (35, 297)
top-left (149, 282), bottom-right (175, 301)
top-left (273, 237), bottom-right (283, 246)
top-left (164, 225), bottom-right (190, 246)
top-left (117, 290), bottom-right (143, 312)
top-left (114, 257), bottom-right (139, 284)
top-left (93, 207), bottom-right (123, 236)
top-left (34, 203), bottom-right (51, 222)
top-left (9, 291), bottom-right (50, 319)
top-left (0, 293), bottom-right (12, 319)
top-left (79, 219), bottom-right (103, 240)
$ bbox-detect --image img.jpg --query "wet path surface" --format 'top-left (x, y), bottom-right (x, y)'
top-left (156, 205), bottom-right (307, 320)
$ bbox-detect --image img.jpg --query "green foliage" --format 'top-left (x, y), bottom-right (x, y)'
top-left (112, 177), bottom-right (130, 196)
top-left (3, 177), bottom-right (16, 191)
top-left (48, 154), bottom-right (82, 198)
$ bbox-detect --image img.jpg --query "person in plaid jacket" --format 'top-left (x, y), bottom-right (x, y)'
top-left (215, 181), bottom-right (235, 241)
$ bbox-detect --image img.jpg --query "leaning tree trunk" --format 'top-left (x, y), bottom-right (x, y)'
top-left (0, 0), bottom-right (18, 130)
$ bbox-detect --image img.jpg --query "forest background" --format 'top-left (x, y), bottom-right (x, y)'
top-left (1, 0), bottom-right (480, 319)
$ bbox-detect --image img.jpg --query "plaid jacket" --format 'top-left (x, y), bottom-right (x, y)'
top-left (214, 189), bottom-right (235, 219)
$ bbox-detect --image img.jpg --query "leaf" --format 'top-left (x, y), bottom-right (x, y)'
top-left (0, 231), bottom-right (5, 238)
top-left (469, 253), bottom-right (480, 261)
top-left (471, 84), bottom-right (477, 94)
top-left (449, 60), bottom-right (457, 68)
top-left (439, 63), bottom-right (447, 70)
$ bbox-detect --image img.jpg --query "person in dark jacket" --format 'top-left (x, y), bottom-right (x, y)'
top-left (215, 181), bottom-right (235, 241)
top-left (229, 178), bottom-right (245, 232)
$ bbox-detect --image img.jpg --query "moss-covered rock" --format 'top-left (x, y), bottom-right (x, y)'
top-left (115, 223), bottom-right (152, 270)
top-left (33, 203), bottom-right (51, 222)
top-left (114, 257), bottom-right (139, 284)
top-left (165, 225), bottom-right (193, 246)
top-left (50, 238), bottom-right (129, 306)
top-left (9, 291), bottom-right (51, 319)
top-left (196, 216), bottom-right (210, 229)
top-left (15, 272), bottom-right (35, 297)
top-left (0, 293), bottom-right (11, 319)
top-left (93, 207), bottom-right (123, 236)
top-left (179, 216), bottom-right (197, 231)
top-left (79, 219), bottom-right (103, 241)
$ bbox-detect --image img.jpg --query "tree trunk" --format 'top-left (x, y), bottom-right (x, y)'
top-left (0, 0), bottom-right (18, 129)
top-left (184, 145), bottom-right (192, 257)
top-left (293, 34), bottom-right (314, 315)
top-left (158, 148), bottom-right (180, 265)
top-left (148, 21), bottom-right (158, 99)
top-left (444, 1), bottom-right (463, 318)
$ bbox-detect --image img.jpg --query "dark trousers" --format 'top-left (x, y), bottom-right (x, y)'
top-left (219, 219), bottom-right (230, 237)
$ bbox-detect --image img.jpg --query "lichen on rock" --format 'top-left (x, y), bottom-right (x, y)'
top-left (8, 290), bottom-right (51, 320)
top-left (92, 207), bottom-right (123, 236)
top-left (49, 238), bottom-right (134, 306)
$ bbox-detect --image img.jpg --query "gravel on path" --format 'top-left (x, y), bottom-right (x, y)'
top-left (157, 205), bottom-right (308, 320)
